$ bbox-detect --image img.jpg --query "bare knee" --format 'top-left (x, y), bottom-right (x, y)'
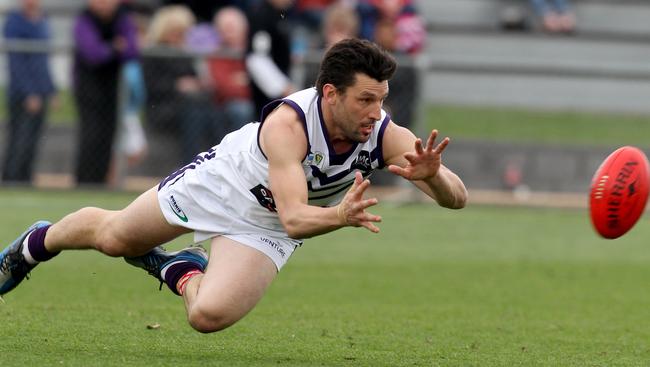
top-left (94, 235), bottom-right (137, 257)
top-left (82, 209), bottom-right (139, 257)
top-left (187, 306), bottom-right (241, 334)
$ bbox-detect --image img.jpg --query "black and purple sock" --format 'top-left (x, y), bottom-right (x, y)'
top-left (162, 262), bottom-right (203, 296)
top-left (24, 225), bottom-right (59, 263)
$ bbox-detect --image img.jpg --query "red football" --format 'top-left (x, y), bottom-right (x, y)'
top-left (590, 146), bottom-right (650, 239)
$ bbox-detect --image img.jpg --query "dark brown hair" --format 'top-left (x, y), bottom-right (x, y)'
top-left (315, 38), bottom-right (397, 97)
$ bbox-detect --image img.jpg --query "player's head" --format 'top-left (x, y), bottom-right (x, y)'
top-left (317, 39), bottom-right (396, 143)
top-left (316, 38), bottom-right (396, 98)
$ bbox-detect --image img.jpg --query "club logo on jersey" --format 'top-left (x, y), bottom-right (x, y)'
top-left (250, 184), bottom-right (277, 212)
top-left (304, 151), bottom-right (325, 169)
top-left (351, 150), bottom-right (372, 172)
top-left (167, 195), bottom-right (188, 222)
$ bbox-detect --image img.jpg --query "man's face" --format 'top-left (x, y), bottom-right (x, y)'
top-left (331, 73), bottom-right (389, 143)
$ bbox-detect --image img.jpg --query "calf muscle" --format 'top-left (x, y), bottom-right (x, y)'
top-left (44, 187), bottom-right (190, 257)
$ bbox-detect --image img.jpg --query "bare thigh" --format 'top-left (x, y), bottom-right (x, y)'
top-left (47, 186), bottom-right (191, 256)
top-left (193, 236), bottom-right (277, 323)
top-left (108, 186), bottom-right (191, 254)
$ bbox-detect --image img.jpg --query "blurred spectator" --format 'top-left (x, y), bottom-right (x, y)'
top-left (185, 22), bottom-right (219, 54)
top-left (373, 17), bottom-right (399, 52)
top-left (302, 3), bottom-right (359, 89)
top-left (206, 6), bottom-right (254, 137)
top-left (284, 1), bottom-right (340, 62)
top-left (357, 0), bottom-right (426, 55)
top-left (356, 0), bottom-right (424, 186)
top-left (529, 0), bottom-right (575, 33)
top-left (356, 0), bottom-right (423, 124)
top-left (73, 0), bottom-right (138, 186)
top-left (162, 0), bottom-right (251, 22)
top-left (162, 1), bottom-right (252, 54)
top-left (2, 0), bottom-right (57, 184)
top-left (162, 0), bottom-right (222, 22)
top-left (108, 7), bottom-right (149, 187)
top-left (292, 0), bottom-right (338, 32)
top-left (246, 0), bottom-right (295, 116)
top-left (118, 61), bottom-right (148, 164)
top-left (141, 5), bottom-right (218, 164)
top-left (322, 3), bottom-right (359, 48)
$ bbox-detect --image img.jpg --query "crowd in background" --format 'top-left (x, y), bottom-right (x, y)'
top-left (1, 0), bottom-right (431, 187)
top-left (1, 0), bottom-right (575, 187)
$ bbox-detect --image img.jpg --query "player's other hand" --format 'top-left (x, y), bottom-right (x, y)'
top-left (388, 129), bottom-right (449, 181)
top-left (337, 171), bottom-right (382, 233)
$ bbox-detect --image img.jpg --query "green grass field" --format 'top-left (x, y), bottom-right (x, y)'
top-left (2, 85), bottom-right (649, 148)
top-left (1, 189), bottom-right (650, 366)
top-left (425, 105), bottom-right (650, 147)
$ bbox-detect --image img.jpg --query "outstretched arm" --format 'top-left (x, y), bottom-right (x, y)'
top-left (384, 123), bottom-right (467, 209)
top-left (260, 105), bottom-right (382, 239)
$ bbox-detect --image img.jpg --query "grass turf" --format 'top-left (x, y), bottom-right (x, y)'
top-left (1, 86), bottom-right (648, 148)
top-left (1, 189), bottom-right (650, 366)
top-left (424, 104), bottom-right (650, 147)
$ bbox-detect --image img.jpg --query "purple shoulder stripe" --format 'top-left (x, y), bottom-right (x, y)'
top-left (257, 98), bottom-right (310, 161)
top-left (376, 114), bottom-right (391, 169)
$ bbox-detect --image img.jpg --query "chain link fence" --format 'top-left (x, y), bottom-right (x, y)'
top-left (0, 40), bottom-right (426, 189)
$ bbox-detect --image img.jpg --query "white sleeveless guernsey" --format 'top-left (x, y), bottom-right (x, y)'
top-left (156, 88), bottom-right (390, 269)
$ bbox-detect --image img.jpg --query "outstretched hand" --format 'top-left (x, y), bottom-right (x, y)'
top-left (387, 129), bottom-right (449, 181)
top-left (337, 171), bottom-right (382, 233)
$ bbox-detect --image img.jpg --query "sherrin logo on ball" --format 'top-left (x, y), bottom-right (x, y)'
top-left (589, 146), bottom-right (650, 239)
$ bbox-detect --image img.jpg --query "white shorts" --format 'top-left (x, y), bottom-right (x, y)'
top-left (220, 233), bottom-right (298, 271)
top-left (156, 161), bottom-right (301, 271)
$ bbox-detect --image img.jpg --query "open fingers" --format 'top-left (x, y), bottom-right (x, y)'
top-left (349, 171), bottom-right (363, 190)
top-left (414, 138), bottom-right (424, 155)
top-left (358, 209), bottom-right (382, 233)
top-left (426, 129), bottom-right (438, 151)
top-left (387, 164), bottom-right (411, 179)
top-left (343, 197), bottom-right (381, 232)
top-left (347, 171), bottom-right (367, 198)
top-left (357, 197), bottom-right (379, 211)
top-left (350, 175), bottom-right (372, 200)
top-left (435, 137), bottom-right (450, 154)
top-left (344, 197), bottom-right (379, 218)
top-left (403, 152), bottom-right (418, 165)
top-left (361, 221), bottom-right (380, 233)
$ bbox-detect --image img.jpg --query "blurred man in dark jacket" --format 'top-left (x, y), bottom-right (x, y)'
top-left (73, 0), bottom-right (138, 185)
top-left (2, 0), bottom-right (56, 184)
top-left (245, 0), bottom-right (295, 117)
